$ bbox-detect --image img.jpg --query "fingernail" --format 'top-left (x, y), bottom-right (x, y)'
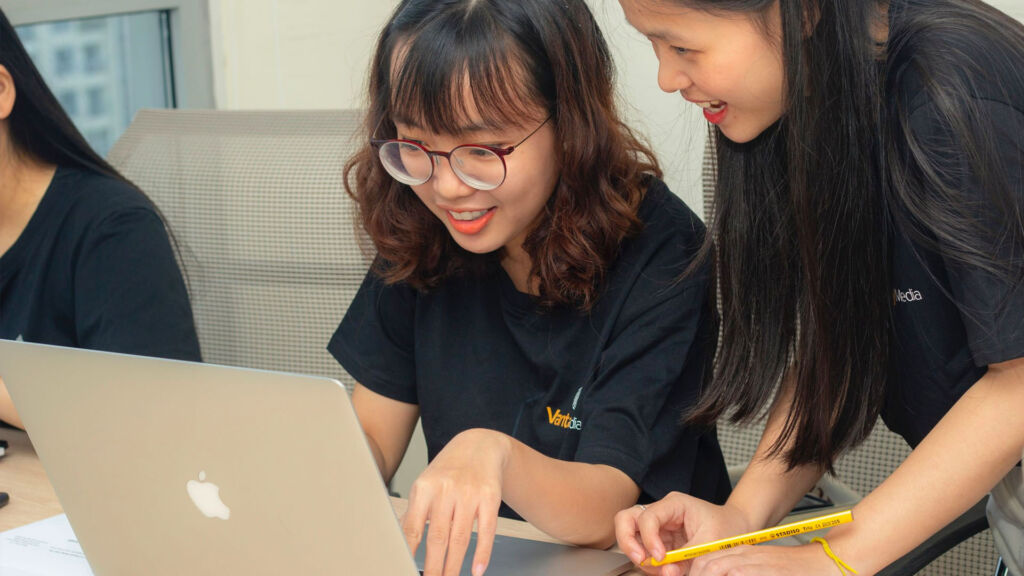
top-left (630, 551), bottom-right (644, 564)
top-left (472, 563), bottom-right (486, 576)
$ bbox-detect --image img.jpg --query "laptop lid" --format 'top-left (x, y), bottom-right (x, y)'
top-left (0, 341), bottom-right (632, 576)
top-left (0, 340), bottom-right (416, 576)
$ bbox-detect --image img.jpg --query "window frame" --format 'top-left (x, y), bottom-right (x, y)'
top-left (5, 0), bottom-right (215, 108)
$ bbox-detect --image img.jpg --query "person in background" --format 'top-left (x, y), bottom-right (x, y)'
top-left (614, 0), bottom-right (1024, 574)
top-left (331, 1), bottom-right (730, 575)
top-left (0, 8), bottom-right (201, 429)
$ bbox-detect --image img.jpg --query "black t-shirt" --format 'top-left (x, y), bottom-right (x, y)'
top-left (883, 0), bottom-right (1024, 446)
top-left (0, 166), bottom-right (201, 362)
top-left (330, 178), bottom-right (730, 517)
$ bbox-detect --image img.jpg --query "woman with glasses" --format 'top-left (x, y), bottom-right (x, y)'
top-left (0, 9), bottom-right (200, 429)
top-left (330, 1), bottom-right (730, 574)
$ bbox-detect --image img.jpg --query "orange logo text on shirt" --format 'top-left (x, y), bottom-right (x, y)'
top-left (546, 406), bottom-right (583, 430)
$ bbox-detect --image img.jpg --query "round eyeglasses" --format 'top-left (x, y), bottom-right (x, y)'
top-left (370, 117), bottom-right (550, 191)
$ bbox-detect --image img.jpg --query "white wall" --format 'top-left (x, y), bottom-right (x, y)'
top-left (997, 0), bottom-right (1024, 20)
top-left (208, 1), bottom-right (395, 111)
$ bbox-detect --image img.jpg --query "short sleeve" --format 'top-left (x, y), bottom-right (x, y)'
top-left (908, 98), bottom-right (1024, 366)
top-left (570, 202), bottom-right (722, 500)
top-left (328, 266), bottom-right (419, 404)
top-left (575, 283), bottom-right (711, 488)
top-left (74, 206), bottom-right (201, 361)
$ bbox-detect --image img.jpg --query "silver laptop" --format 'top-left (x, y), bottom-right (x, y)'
top-left (0, 340), bottom-right (632, 576)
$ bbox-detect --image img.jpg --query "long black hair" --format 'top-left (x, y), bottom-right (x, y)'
top-left (0, 9), bottom-right (129, 183)
top-left (683, 0), bottom-right (1024, 469)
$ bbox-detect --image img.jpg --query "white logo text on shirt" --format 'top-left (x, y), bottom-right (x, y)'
top-left (893, 288), bottom-right (924, 304)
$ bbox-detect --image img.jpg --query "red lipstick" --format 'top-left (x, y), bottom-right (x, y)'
top-left (703, 104), bottom-right (728, 124)
top-left (446, 208), bottom-right (497, 235)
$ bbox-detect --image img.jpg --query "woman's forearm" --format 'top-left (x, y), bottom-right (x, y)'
top-left (498, 433), bottom-right (641, 548)
top-left (823, 361), bottom-right (1024, 575)
top-left (728, 373), bottom-right (827, 529)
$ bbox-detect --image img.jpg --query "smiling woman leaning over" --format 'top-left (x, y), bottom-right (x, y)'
top-left (614, 0), bottom-right (1024, 574)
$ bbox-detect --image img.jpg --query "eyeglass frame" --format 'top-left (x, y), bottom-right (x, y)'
top-left (369, 115), bottom-right (552, 190)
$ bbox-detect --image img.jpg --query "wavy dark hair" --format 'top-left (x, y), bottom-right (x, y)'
top-left (680, 0), bottom-right (1024, 469)
top-left (344, 0), bottom-right (661, 311)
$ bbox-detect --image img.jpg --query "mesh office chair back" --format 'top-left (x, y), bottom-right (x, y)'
top-left (108, 109), bottom-right (373, 385)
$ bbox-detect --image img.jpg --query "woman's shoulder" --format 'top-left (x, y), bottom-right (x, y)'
top-left (596, 176), bottom-right (709, 315)
top-left (604, 175), bottom-right (708, 290)
top-left (53, 166), bottom-right (160, 229)
top-left (634, 175), bottom-right (707, 247)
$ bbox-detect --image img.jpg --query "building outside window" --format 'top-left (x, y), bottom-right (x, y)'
top-left (57, 90), bottom-right (79, 116)
top-left (54, 46), bottom-right (74, 77)
top-left (86, 87), bottom-right (107, 118)
top-left (83, 43), bottom-right (104, 73)
top-left (83, 129), bottom-right (112, 157)
top-left (79, 18), bottom-right (107, 33)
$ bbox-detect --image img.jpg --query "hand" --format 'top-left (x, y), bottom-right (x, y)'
top-left (614, 492), bottom-right (754, 576)
top-left (401, 428), bottom-right (510, 576)
top-left (687, 541), bottom-right (844, 576)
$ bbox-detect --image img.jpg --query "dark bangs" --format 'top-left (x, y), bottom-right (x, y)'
top-left (385, 6), bottom-right (552, 134)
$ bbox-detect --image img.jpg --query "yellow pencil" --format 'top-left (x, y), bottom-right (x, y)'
top-left (642, 509), bottom-right (854, 567)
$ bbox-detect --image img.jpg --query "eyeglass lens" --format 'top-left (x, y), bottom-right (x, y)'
top-left (377, 142), bottom-right (506, 190)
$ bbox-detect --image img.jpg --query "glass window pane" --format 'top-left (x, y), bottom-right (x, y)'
top-left (79, 19), bottom-right (107, 33)
top-left (84, 44), bottom-right (104, 73)
top-left (57, 90), bottom-right (79, 116)
top-left (87, 87), bottom-right (107, 117)
top-left (15, 12), bottom-right (174, 158)
top-left (55, 47), bottom-right (74, 77)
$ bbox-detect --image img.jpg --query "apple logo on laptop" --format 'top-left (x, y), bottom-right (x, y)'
top-left (186, 471), bottom-right (231, 520)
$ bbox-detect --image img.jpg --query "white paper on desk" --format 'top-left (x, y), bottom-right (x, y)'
top-left (0, 514), bottom-right (95, 576)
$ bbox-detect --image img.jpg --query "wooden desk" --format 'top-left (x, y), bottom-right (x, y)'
top-left (0, 427), bottom-right (641, 574)
top-left (0, 427), bottom-right (62, 532)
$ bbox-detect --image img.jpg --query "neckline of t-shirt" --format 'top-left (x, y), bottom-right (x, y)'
top-left (0, 165), bottom-right (71, 275)
top-left (497, 265), bottom-right (539, 318)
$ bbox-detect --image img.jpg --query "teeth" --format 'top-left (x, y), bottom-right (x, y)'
top-left (449, 209), bottom-right (490, 221)
top-left (697, 101), bottom-right (726, 112)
